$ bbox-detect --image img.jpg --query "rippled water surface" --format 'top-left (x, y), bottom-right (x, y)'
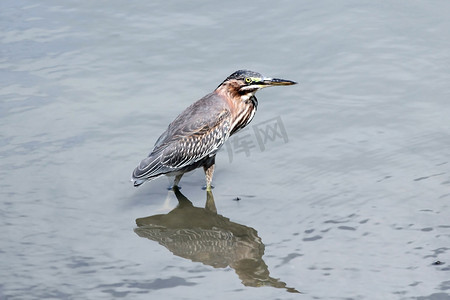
top-left (1, 1), bottom-right (450, 299)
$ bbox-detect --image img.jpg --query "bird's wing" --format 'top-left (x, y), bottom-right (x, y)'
top-left (160, 109), bottom-right (231, 169)
top-left (133, 93), bottom-right (231, 180)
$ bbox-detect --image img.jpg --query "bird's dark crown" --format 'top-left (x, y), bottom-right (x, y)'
top-left (225, 70), bottom-right (263, 81)
top-left (217, 70), bottom-right (264, 89)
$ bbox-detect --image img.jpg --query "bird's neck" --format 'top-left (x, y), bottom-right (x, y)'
top-left (216, 82), bottom-right (258, 109)
top-left (215, 83), bottom-right (258, 135)
top-left (239, 91), bottom-right (258, 107)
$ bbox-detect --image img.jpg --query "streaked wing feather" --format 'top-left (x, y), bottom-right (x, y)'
top-left (160, 112), bottom-right (231, 169)
top-left (132, 149), bottom-right (166, 179)
top-left (133, 92), bottom-right (231, 180)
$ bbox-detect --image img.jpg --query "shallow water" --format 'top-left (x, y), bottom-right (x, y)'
top-left (1, 1), bottom-right (450, 299)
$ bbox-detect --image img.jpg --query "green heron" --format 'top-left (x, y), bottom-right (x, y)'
top-left (132, 70), bottom-right (296, 190)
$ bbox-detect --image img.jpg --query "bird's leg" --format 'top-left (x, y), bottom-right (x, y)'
top-left (173, 174), bottom-right (183, 189)
top-left (203, 163), bottom-right (215, 191)
top-left (205, 189), bottom-right (217, 213)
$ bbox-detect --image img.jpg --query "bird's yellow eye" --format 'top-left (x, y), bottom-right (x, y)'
top-left (244, 77), bottom-right (252, 84)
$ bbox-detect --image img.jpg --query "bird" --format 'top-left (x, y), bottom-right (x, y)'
top-left (132, 70), bottom-right (296, 191)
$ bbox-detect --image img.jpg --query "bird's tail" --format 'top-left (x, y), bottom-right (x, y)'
top-left (133, 179), bottom-right (146, 187)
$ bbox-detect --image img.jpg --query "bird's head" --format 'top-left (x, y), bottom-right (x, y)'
top-left (216, 70), bottom-right (297, 100)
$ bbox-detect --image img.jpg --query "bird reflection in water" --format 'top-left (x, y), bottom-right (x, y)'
top-left (134, 187), bottom-right (299, 293)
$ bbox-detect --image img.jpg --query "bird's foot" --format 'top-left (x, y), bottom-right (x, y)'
top-left (167, 185), bottom-right (181, 191)
top-left (202, 184), bottom-right (214, 191)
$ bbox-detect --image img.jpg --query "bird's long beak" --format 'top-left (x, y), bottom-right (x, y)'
top-left (262, 77), bottom-right (297, 86)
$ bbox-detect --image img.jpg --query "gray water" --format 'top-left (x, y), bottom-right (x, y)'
top-left (1, 1), bottom-right (450, 299)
